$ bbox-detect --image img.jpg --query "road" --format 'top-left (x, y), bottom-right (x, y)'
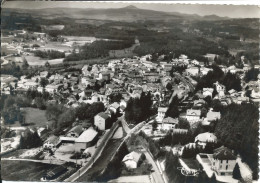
top-left (1, 158), bottom-right (65, 165)
top-left (1, 54), bottom-right (13, 66)
top-left (76, 139), bottom-right (123, 182)
top-left (143, 150), bottom-right (165, 183)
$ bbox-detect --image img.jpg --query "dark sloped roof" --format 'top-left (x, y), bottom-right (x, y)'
top-left (213, 146), bottom-right (236, 160)
top-left (97, 112), bottom-right (110, 120)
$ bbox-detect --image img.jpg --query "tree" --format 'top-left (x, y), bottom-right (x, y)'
top-left (221, 72), bottom-right (241, 91)
top-left (244, 67), bottom-right (259, 82)
top-left (76, 103), bottom-right (91, 120)
top-left (177, 118), bottom-right (190, 130)
top-left (57, 109), bottom-right (76, 130)
top-left (40, 78), bottom-right (49, 88)
top-left (210, 173), bottom-right (217, 183)
top-left (125, 92), bottom-right (153, 124)
top-left (45, 103), bottom-right (64, 122)
top-left (108, 93), bottom-right (122, 103)
top-left (232, 163), bottom-right (242, 180)
top-left (166, 95), bottom-right (180, 118)
top-left (166, 83), bottom-right (173, 91)
top-left (152, 120), bottom-right (158, 131)
top-left (20, 129), bottom-right (42, 149)
top-left (34, 97), bottom-right (46, 110)
top-left (45, 61), bottom-right (50, 68)
top-left (22, 58), bottom-right (29, 70)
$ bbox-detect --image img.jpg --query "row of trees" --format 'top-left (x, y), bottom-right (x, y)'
top-left (34, 50), bottom-right (65, 59)
top-left (125, 92), bottom-right (153, 124)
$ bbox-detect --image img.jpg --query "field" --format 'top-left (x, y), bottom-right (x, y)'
top-left (1, 45), bottom-right (19, 55)
top-left (37, 42), bottom-right (73, 52)
top-left (24, 55), bottom-right (63, 66)
top-left (21, 107), bottom-right (50, 127)
top-left (1, 160), bottom-right (60, 181)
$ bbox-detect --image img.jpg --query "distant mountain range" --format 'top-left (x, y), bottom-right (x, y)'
top-left (3, 5), bottom-right (230, 22)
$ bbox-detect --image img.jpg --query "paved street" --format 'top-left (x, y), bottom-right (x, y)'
top-left (144, 151), bottom-right (165, 183)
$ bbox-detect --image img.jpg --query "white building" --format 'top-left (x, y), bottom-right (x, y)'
top-left (94, 112), bottom-right (111, 131)
top-left (206, 110), bottom-right (221, 122)
top-left (157, 107), bottom-right (168, 122)
top-left (186, 67), bottom-right (199, 76)
top-left (45, 84), bottom-right (63, 93)
top-left (203, 88), bottom-right (214, 98)
top-left (214, 81), bottom-right (225, 98)
top-left (43, 136), bottom-right (59, 151)
top-left (74, 127), bottom-right (98, 152)
top-left (122, 151), bottom-right (144, 169)
top-left (186, 109), bottom-right (201, 123)
top-left (197, 146), bottom-right (236, 179)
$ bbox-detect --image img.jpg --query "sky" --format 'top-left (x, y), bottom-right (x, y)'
top-left (2, 1), bottom-right (260, 18)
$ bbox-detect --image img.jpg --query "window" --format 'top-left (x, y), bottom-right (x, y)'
top-left (226, 160), bottom-right (228, 163)
top-left (221, 172), bottom-right (225, 176)
top-left (226, 165), bottom-right (228, 170)
top-left (220, 165), bottom-right (222, 169)
top-left (220, 160), bottom-right (223, 163)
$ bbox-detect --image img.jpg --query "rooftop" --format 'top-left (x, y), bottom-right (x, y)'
top-left (213, 146), bottom-right (236, 160)
top-left (96, 112), bottom-right (110, 120)
top-left (75, 127), bottom-right (98, 143)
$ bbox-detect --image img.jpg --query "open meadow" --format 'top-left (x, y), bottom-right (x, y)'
top-left (1, 160), bottom-right (60, 181)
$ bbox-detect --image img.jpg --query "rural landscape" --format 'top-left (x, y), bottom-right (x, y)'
top-left (1, 2), bottom-right (259, 183)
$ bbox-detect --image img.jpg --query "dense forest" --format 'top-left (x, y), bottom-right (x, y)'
top-left (214, 103), bottom-right (259, 180)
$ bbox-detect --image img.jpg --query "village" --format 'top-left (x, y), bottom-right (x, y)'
top-left (1, 6), bottom-right (260, 183)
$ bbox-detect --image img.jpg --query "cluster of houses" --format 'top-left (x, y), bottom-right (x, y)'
top-left (43, 109), bottom-right (120, 154)
top-left (1, 36), bottom-right (259, 182)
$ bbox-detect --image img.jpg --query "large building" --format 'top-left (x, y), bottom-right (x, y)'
top-left (94, 112), bottom-right (111, 131)
top-left (197, 146), bottom-right (237, 179)
top-left (74, 127), bottom-right (98, 152)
